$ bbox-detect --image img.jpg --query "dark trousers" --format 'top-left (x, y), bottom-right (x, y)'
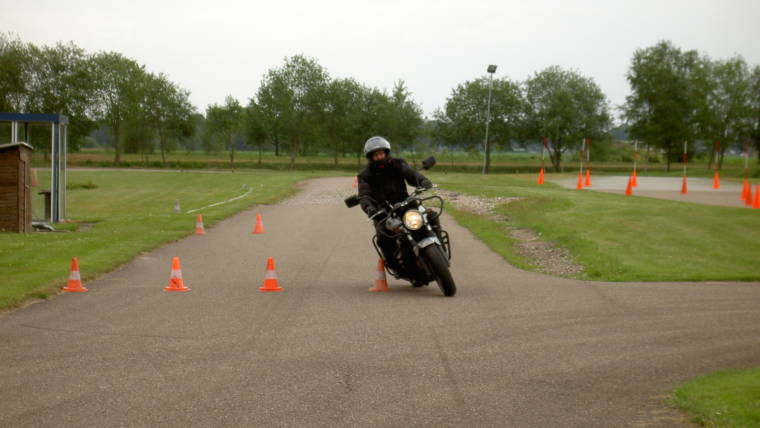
top-left (375, 221), bottom-right (401, 271)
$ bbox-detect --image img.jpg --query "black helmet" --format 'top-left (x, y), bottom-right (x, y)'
top-left (364, 136), bottom-right (391, 159)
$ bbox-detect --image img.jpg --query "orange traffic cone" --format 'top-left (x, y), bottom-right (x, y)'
top-left (537, 168), bottom-right (544, 185)
top-left (576, 172), bottom-right (584, 190)
top-left (194, 215), bottom-right (206, 235)
top-left (165, 257), bottom-right (190, 292)
top-left (62, 258), bottom-right (88, 292)
top-left (352, 176), bottom-right (358, 188)
top-left (713, 171), bottom-right (720, 189)
top-left (259, 257), bottom-right (283, 292)
top-left (753, 185), bottom-right (760, 209)
top-left (741, 179), bottom-right (750, 201)
top-left (585, 168), bottom-right (591, 187)
top-left (632, 170), bottom-right (638, 187)
top-left (369, 259), bottom-right (390, 292)
top-left (252, 213), bottom-right (265, 234)
top-left (624, 175), bottom-right (633, 196)
top-left (681, 176), bottom-right (688, 195)
top-left (745, 184), bottom-right (754, 207)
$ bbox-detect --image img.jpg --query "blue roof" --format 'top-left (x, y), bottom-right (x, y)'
top-left (0, 113), bottom-right (69, 124)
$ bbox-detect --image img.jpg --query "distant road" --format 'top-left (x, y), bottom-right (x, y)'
top-left (1, 177), bottom-right (759, 427)
top-left (552, 175), bottom-right (748, 208)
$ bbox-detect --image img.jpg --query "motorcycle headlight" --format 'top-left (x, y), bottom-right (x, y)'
top-left (403, 210), bottom-right (424, 230)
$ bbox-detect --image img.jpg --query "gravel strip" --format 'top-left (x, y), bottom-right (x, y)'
top-left (436, 189), bottom-right (584, 277)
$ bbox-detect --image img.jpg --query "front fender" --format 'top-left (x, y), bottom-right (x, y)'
top-left (417, 236), bottom-right (441, 249)
top-left (412, 235), bottom-right (441, 258)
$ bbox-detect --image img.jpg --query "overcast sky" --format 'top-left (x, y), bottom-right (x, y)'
top-left (3, 0), bottom-right (759, 122)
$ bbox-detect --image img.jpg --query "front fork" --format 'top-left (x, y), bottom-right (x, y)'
top-left (372, 225), bottom-right (452, 278)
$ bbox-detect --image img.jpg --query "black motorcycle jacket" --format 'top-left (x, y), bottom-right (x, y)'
top-left (357, 156), bottom-right (432, 217)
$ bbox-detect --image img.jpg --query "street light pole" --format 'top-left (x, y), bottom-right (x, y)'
top-left (482, 64), bottom-right (497, 175)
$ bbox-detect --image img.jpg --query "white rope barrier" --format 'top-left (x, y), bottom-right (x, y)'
top-left (186, 186), bottom-right (253, 214)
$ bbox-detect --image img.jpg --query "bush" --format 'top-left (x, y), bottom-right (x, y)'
top-left (67, 180), bottom-right (98, 190)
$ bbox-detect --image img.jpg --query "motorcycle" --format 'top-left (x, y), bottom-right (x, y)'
top-left (344, 156), bottom-right (456, 297)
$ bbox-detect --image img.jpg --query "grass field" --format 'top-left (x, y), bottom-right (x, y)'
top-left (0, 169), bottom-right (330, 310)
top-left (671, 368), bottom-right (760, 427)
top-left (429, 172), bottom-right (760, 282)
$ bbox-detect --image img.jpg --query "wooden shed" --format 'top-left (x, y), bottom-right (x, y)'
top-left (0, 142), bottom-right (34, 232)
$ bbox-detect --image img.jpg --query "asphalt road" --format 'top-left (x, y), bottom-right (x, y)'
top-left (553, 175), bottom-right (749, 208)
top-left (2, 177), bottom-right (759, 427)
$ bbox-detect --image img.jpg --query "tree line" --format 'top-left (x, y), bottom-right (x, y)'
top-left (0, 33), bottom-right (196, 165)
top-left (206, 55), bottom-right (423, 169)
top-left (2, 33), bottom-right (759, 173)
top-left (624, 40), bottom-right (760, 171)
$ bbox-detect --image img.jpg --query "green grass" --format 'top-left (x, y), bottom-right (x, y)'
top-left (443, 208), bottom-right (536, 272)
top-left (429, 172), bottom-right (760, 281)
top-left (671, 368), bottom-right (760, 427)
top-left (0, 169), bottom-right (332, 310)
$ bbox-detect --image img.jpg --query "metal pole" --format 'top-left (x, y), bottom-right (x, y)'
top-left (745, 140), bottom-right (750, 177)
top-left (50, 123), bottom-right (56, 222)
top-left (633, 140), bottom-right (638, 174)
top-left (541, 136), bottom-right (547, 169)
top-left (586, 139), bottom-right (590, 163)
top-left (482, 73), bottom-right (494, 175)
top-left (714, 141), bottom-right (720, 172)
top-left (62, 123), bottom-right (67, 221)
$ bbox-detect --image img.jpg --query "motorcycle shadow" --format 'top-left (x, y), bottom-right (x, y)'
top-left (354, 284), bottom-right (447, 298)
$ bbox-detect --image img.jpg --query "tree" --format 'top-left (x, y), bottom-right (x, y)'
top-left (0, 33), bottom-right (30, 113)
top-left (0, 36), bottom-right (97, 151)
top-left (206, 96), bottom-right (244, 169)
top-left (385, 80), bottom-right (424, 159)
top-left (435, 76), bottom-right (524, 173)
top-left (143, 72), bottom-right (195, 165)
top-left (255, 55), bottom-right (330, 168)
top-left (321, 77), bottom-right (365, 164)
top-left (352, 86), bottom-right (396, 165)
top-left (27, 41), bottom-right (97, 150)
top-left (623, 41), bottom-right (704, 171)
top-left (243, 101), bottom-right (269, 165)
top-left (254, 76), bottom-right (285, 157)
top-left (180, 113), bottom-right (206, 153)
top-left (696, 56), bottom-right (754, 170)
top-left (523, 66), bottom-right (611, 172)
top-left (90, 51), bottom-right (147, 164)
top-left (747, 66), bottom-right (760, 163)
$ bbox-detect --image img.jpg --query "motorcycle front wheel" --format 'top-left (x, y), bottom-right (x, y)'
top-left (421, 245), bottom-right (456, 297)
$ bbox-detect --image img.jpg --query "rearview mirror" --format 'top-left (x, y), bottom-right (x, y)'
top-left (344, 194), bottom-right (360, 208)
top-left (422, 156), bottom-right (436, 170)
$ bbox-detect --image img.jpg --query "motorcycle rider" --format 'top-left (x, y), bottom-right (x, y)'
top-left (357, 136), bottom-right (434, 275)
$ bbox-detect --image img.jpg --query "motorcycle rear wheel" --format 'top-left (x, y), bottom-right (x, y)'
top-left (421, 245), bottom-right (456, 297)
